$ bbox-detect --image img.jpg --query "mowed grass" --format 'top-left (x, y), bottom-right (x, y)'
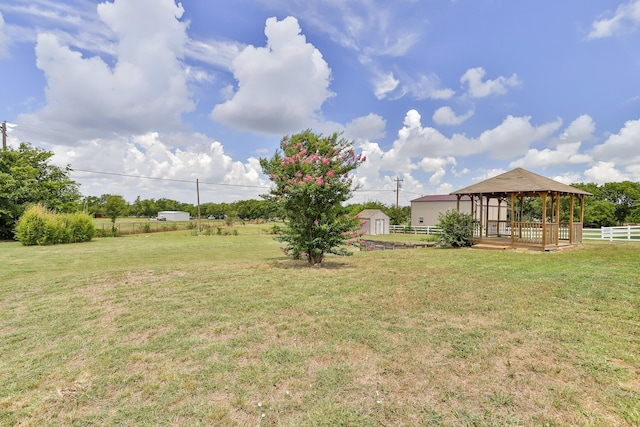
top-left (0, 230), bottom-right (639, 426)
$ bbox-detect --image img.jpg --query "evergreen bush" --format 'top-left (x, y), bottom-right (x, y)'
top-left (436, 210), bottom-right (477, 247)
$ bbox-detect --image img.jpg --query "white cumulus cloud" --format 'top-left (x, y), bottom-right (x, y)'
top-left (0, 12), bottom-right (7, 58)
top-left (348, 109), bottom-right (563, 200)
top-left (17, 0), bottom-right (193, 139)
top-left (588, 0), bottom-right (640, 39)
top-left (556, 114), bottom-right (596, 144)
top-left (400, 73), bottom-right (455, 100)
top-left (372, 69), bottom-right (454, 101)
top-left (477, 115), bottom-right (562, 159)
top-left (552, 172), bottom-right (583, 185)
top-left (432, 106), bottom-right (474, 125)
top-left (52, 131), bottom-right (268, 202)
top-left (509, 142), bottom-right (592, 168)
top-left (393, 110), bottom-right (561, 160)
top-left (590, 118), bottom-right (640, 165)
top-left (584, 162), bottom-right (630, 184)
top-left (210, 16), bottom-right (334, 135)
top-left (373, 71), bottom-right (400, 99)
top-left (460, 67), bottom-right (520, 98)
top-left (344, 113), bottom-right (386, 141)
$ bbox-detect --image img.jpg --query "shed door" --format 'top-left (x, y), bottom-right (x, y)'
top-left (375, 219), bottom-right (385, 235)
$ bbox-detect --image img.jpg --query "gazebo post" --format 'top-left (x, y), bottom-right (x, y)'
top-left (519, 195), bottom-right (523, 238)
top-left (541, 192), bottom-right (547, 247)
top-left (479, 193), bottom-right (484, 240)
top-left (485, 195), bottom-right (490, 237)
top-left (569, 194), bottom-right (575, 244)
top-left (580, 194), bottom-right (585, 241)
top-left (554, 193), bottom-right (560, 245)
top-left (510, 193), bottom-right (515, 245)
top-left (497, 197), bottom-right (502, 237)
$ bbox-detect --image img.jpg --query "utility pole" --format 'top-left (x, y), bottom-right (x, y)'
top-left (196, 178), bottom-right (202, 232)
top-left (395, 177), bottom-right (403, 208)
top-left (1, 121), bottom-right (6, 151)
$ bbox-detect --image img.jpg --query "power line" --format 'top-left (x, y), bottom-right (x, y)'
top-left (71, 168), bottom-right (271, 189)
top-left (70, 169), bottom-right (426, 209)
top-left (72, 168), bottom-right (413, 194)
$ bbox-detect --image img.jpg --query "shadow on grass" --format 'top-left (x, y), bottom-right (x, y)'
top-left (269, 258), bottom-right (352, 270)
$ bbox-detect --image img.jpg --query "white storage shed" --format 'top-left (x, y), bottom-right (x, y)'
top-left (357, 209), bottom-right (390, 235)
top-left (157, 211), bottom-right (190, 221)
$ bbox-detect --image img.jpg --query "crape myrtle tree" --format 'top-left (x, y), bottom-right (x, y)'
top-left (260, 130), bottom-right (366, 266)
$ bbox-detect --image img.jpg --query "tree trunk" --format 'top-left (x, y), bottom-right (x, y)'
top-left (307, 252), bottom-right (324, 266)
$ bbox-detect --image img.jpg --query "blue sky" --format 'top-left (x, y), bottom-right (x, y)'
top-left (1, 0), bottom-right (639, 206)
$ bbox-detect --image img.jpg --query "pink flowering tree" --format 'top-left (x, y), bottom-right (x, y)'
top-left (260, 130), bottom-right (366, 265)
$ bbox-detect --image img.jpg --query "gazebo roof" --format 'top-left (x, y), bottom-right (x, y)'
top-left (451, 168), bottom-right (592, 197)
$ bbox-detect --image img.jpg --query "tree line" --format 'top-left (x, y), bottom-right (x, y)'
top-left (81, 196), bottom-right (412, 224)
top-left (514, 182), bottom-right (640, 227)
top-left (572, 182), bottom-right (640, 227)
top-left (82, 194), bottom-right (277, 221)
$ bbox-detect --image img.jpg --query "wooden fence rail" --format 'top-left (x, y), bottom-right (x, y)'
top-left (389, 225), bottom-right (441, 235)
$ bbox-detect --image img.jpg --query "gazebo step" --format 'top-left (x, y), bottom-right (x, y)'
top-left (471, 243), bottom-right (509, 250)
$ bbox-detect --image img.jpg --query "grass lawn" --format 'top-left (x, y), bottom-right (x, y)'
top-left (1, 230), bottom-right (638, 426)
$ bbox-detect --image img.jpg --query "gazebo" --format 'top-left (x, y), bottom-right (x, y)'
top-left (450, 168), bottom-right (592, 250)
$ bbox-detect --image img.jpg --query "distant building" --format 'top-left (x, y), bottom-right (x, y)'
top-left (157, 211), bottom-right (190, 221)
top-left (357, 209), bottom-right (390, 235)
top-left (410, 195), bottom-right (506, 227)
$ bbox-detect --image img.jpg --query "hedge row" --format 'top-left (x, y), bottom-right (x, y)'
top-left (15, 204), bottom-right (96, 246)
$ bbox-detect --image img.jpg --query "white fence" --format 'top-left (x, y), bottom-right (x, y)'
top-left (391, 225), bottom-right (639, 242)
top-left (584, 225), bottom-right (640, 241)
top-left (390, 225), bottom-right (441, 235)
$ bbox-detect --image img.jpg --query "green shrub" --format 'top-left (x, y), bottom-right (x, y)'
top-left (96, 228), bottom-right (110, 238)
top-left (63, 212), bottom-right (96, 243)
top-left (137, 222), bottom-right (152, 233)
top-left (436, 210), bottom-right (477, 248)
top-left (15, 205), bottom-right (95, 246)
top-left (15, 205), bottom-right (60, 245)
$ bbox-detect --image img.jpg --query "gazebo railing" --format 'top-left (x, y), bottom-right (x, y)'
top-left (474, 221), bottom-right (583, 245)
top-left (508, 222), bottom-right (558, 245)
top-left (558, 222), bottom-right (583, 243)
top-left (511, 221), bottom-right (544, 244)
top-left (486, 220), bottom-right (511, 237)
top-left (545, 223), bottom-right (559, 245)
top-left (572, 223), bottom-right (583, 242)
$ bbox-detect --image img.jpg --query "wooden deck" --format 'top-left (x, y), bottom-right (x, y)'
top-left (471, 236), bottom-right (577, 252)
